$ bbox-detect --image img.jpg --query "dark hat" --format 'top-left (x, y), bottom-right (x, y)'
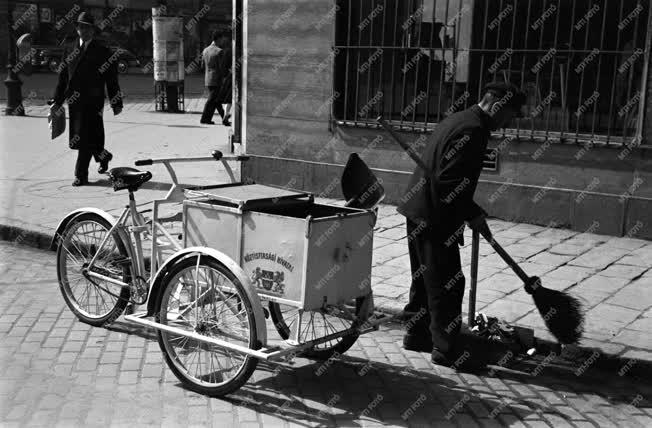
top-left (483, 81), bottom-right (527, 116)
top-left (76, 12), bottom-right (95, 27)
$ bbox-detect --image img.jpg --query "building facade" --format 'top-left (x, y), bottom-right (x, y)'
top-left (240, 0), bottom-right (652, 239)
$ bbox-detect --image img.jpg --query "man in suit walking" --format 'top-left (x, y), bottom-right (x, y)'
top-left (52, 11), bottom-right (123, 186)
top-left (200, 31), bottom-right (225, 124)
top-left (398, 82), bottom-right (526, 370)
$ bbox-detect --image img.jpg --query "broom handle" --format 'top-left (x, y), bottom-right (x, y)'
top-left (377, 117), bottom-right (429, 171)
top-left (468, 229), bottom-right (480, 327)
top-left (478, 230), bottom-right (530, 283)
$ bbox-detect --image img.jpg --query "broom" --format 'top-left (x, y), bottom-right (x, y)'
top-left (376, 116), bottom-right (585, 344)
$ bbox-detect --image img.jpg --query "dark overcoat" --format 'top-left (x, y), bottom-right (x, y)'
top-left (397, 105), bottom-right (492, 241)
top-left (53, 38), bottom-right (123, 152)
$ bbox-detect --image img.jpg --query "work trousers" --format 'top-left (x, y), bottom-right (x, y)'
top-left (403, 219), bottom-right (465, 354)
top-left (201, 86), bottom-right (225, 122)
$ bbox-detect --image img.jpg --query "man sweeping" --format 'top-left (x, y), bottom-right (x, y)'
top-left (397, 82), bottom-right (527, 369)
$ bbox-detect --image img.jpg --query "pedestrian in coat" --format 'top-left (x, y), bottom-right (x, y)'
top-left (200, 31), bottom-right (225, 124)
top-left (215, 35), bottom-right (233, 126)
top-left (398, 82), bottom-right (526, 370)
top-left (52, 11), bottom-right (123, 186)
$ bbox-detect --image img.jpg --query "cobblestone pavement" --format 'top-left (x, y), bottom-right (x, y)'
top-left (364, 204), bottom-right (652, 362)
top-left (2, 243), bottom-right (652, 428)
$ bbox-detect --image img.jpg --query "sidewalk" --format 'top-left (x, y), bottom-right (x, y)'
top-left (2, 99), bottom-right (652, 377)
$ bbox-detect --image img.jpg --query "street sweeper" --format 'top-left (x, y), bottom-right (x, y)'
top-left (396, 82), bottom-right (528, 370)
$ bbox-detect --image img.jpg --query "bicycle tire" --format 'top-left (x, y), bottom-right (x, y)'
top-left (56, 213), bottom-right (131, 327)
top-left (268, 292), bottom-right (372, 360)
top-left (156, 256), bottom-right (258, 396)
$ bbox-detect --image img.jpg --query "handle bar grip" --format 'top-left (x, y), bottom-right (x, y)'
top-left (135, 159), bottom-right (153, 166)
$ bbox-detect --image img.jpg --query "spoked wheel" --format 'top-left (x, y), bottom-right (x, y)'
top-left (268, 292), bottom-right (373, 360)
top-left (156, 256), bottom-right (259, 396)
top-left (56, 213), bottom-right (131, 326)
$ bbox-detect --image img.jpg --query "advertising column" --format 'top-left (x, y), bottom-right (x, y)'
top-left (152, 5), bottom-right (184, 112)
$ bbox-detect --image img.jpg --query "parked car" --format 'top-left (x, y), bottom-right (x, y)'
top-left (32, 36), bottom-right (141, 74)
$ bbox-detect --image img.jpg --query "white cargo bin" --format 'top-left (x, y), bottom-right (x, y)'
top-left (183, 184), bottom-right (374, 310)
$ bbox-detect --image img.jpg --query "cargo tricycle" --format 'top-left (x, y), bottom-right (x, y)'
top-left (53, 151), bottom-right (390, 396)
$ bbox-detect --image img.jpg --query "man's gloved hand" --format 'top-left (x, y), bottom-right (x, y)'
top-left (467, 214), bottom-right (492, 240)
top-left (113, 105), bottom-right (123, 116)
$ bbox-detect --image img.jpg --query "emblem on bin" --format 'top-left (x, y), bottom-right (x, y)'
top-left (252, 267), bottom-right (285, 295)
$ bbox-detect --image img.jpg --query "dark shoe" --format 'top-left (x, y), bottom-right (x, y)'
top-left (403, 332), bottom-right (433, 353)
top-left (200, 120), bottom-right (215, 124)
top-left (431, 348), bottom-right (453, 367)
top-left (72, 177), bottom-right (88, 186)
top-left (222, 115), bottom-right (231, 126)
top-left (447, 347), bottom-right (488, 373)
top-left (97, 151), bottom-right (113, 174)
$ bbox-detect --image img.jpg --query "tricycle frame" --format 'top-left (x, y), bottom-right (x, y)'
top-left (54, 151), bottom-right (393, 396)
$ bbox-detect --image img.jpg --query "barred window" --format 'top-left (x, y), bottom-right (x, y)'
top-left (333, 0), bottom-right (650, 146)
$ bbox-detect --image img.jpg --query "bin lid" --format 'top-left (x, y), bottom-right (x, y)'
top-left (186, 183), bottom-right (312, 208)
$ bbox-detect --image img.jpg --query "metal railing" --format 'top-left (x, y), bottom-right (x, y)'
top-left (332, 0), bottom-right (651, 148)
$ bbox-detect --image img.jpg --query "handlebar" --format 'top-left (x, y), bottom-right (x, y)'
top-left (134, 150), bottom-right (249, 186)
top-left (134, 150), bottom-right (250, 167)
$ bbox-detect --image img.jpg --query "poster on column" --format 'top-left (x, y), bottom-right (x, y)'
top-left (152, 17), bottom-right (185, 82)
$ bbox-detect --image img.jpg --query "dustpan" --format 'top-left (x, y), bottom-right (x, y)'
top-left (341, 153), bottom-right (385, 209)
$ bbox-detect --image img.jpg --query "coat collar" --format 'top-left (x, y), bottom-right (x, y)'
top-left (470, 105), bottom-right (494, 132)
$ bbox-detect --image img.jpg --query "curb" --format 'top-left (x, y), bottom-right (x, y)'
top-left (0, 223), bottom-right (54, 250)
top-left (2, 221), bottom-right (652, 380)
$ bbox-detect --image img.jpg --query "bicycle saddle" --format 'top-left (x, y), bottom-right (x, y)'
top-left (108, 167), bottom-right (152, 192)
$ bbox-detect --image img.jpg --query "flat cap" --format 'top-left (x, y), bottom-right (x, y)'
top-left (483, 81), bottom-right (527, 113)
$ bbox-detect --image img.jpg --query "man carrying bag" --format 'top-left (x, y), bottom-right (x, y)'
top-left (51, 11), bottom-right (123, 186)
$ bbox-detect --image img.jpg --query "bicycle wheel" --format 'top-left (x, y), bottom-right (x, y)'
top-left (268, 292), bottom-right (373, 360)
top-left (56, 213), bottom-right (131, 327)
top-left (156, 256), bottom-right (259, 396)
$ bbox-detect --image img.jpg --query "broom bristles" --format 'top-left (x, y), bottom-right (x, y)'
top-left (532, 286), bottom-right (585, 344)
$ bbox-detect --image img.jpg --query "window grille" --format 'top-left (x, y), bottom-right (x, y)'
top-left (332, 0), bottom-right (651, 147)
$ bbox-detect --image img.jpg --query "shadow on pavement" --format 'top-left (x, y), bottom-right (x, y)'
top-left (224, 352), bottom-right (651, 427)
top-left (228, 356), bottom-right (538, 426)
top-left (59, 316), bottom-right (652, 425)
top-left (105, 319), bottom-right (158, 342)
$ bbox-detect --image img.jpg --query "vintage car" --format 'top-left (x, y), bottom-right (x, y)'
top-left (32, 35), bottom-right (141, 74)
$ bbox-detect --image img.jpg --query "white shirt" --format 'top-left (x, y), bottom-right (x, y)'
top-left (79, 38), bottom-right (92, 51)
